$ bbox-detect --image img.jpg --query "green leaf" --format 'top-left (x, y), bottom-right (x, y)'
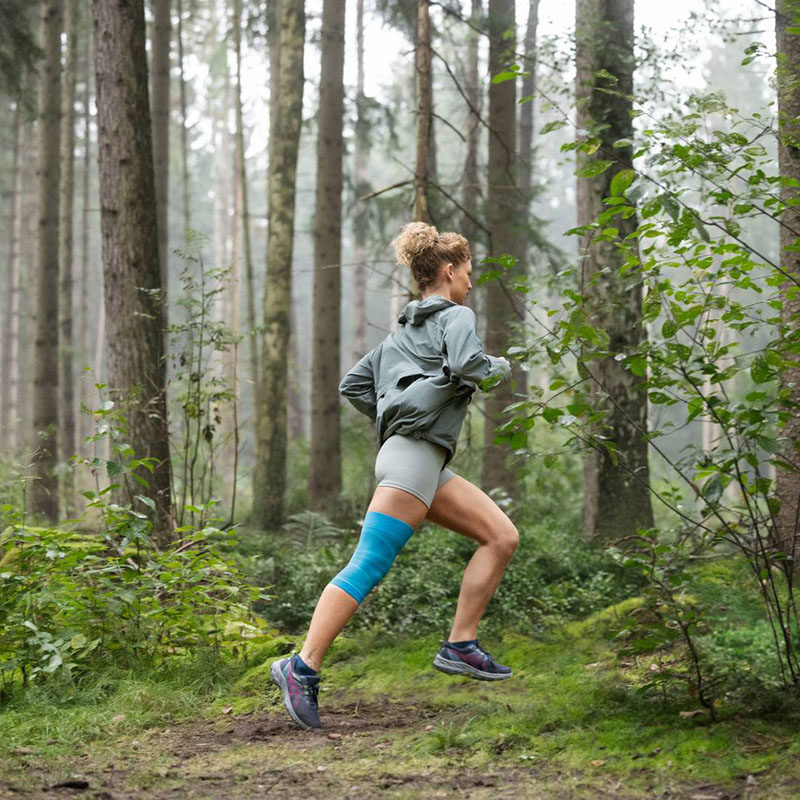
top-left (702, 473), bottom-right (724, 506)
top-left (542, 407), bottom-right (564, 424)
top-left (576, 160), bottom-right (614, 179)
top-left (540, 119), bottom-right (567, 135)
top-left (510, 430), bottom-right (528, 450)
top-left (107, 460), bottom-right (125, 478)
top-left (610, 169), bottom-right (635, 197)
top-left (492, 69), bottom-right (520, 83)
top-left (628, 354), bottom-right (647, 376)
top-left (750, 355), bottom-right (773, 384)
top-left (137, 495), bottom-right (156, 511)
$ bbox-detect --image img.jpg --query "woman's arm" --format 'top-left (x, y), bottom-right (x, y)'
top-left (339, 350), bottom-right (378, 421)
top-left (442, 306), bottom-right (511, 388)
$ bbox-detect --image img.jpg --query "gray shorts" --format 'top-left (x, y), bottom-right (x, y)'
top-left (374, 434), bottom-right (457, 508)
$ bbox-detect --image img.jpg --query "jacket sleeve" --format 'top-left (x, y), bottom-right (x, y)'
top-left (442, 306), bottom-right (511, 389)
top-left (339, 350), bottom-right (378, 421)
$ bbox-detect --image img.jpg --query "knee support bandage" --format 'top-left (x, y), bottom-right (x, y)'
top-left (330, 510), bottom-right (414, 604)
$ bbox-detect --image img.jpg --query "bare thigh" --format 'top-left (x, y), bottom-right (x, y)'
top-left (367, 486), bottom-right (430, 530)
top-left (425, 474), bottom-right (516, 546)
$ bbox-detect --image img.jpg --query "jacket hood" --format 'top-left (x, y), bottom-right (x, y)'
top-left (398, 295), bottom-right (456, 326)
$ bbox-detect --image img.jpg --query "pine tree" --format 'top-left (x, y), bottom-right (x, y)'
top-left (29, 0), bottom-right (64, 524)
top-left (309, 0), bottom-right (346, 509)
top-left (575, 0), bottom-right (653, 542)
top-left (93, 0), bottom-right (173, 544)
top-left (253, 0), bottom-right (305, 529)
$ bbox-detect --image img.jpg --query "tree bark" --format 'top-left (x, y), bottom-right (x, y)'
top-left (29, 0), bottom-right (63, 524)
top-left (60, 0), bottom-right (79, 512)
top-left (309, 0), bottom-right (345, 509)
top-left (2, 104), bottom-right (23, 451)
top-left (177, 0), bottom-right (190, 236)
top-left (233, 0), bottom-right (258, 404)
top-left (414, 0), bottom-right (432, 224)
top-left (575, 0), bottom-right (653, 543)
top-left (80, 17), bottom-right (94, 447)
top-left (352, 0), bottom-right (369, 358)
top-left (775, 0), bottom-right (800, 572)
top-left (461, 0), bottom-right (482, 248)
top-left (151, 0), bottom-right (171, 300)
top-left (93, 0), bottom-right (173, 544)
top-left (253, 0), bottom-right (305, 529)
top-left (481, 0), bottom-right (522, 501)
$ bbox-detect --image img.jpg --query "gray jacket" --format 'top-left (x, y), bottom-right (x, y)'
top-left (339, 295), bottom-right (511, 466)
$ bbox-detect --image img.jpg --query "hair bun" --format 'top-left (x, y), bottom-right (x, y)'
top-left (391, 221), bottom-right (439, 267)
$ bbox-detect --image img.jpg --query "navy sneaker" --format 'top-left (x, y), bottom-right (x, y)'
top-left (270, 655), bottom-right (321, 729)
top-left (433, 639), bottom-right (512, 681)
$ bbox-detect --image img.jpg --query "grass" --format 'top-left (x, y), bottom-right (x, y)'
top-left (2, 561), bottom-right (800, 797)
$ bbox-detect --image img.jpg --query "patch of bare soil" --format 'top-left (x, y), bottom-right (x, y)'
top-left (0, 698), bottom-right (785, 800)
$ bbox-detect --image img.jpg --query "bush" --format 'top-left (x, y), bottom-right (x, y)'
top-left (239, 510), bottom-right (640, 637)
top-left (0, 517), bottom-right (270, 701)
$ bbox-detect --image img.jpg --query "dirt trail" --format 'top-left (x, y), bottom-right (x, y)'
top-left (0, 698), bottom-right (785, 799)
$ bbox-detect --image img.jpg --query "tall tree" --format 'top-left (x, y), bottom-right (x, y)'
top-left (232, 0), bottom-right (258, 401)
top-left (775, 0), bottom-right (800, 571)
top-left (309, 0), bottom-right (346, 508)
top-left (151, 0), bottom-right (171, 299)
top-left (481, 0), bottom-right (522, 500)
top-left (1, 104), bottom-right (24, 451)
top-left (177, 0), bottom-right (190, 235)
top-left (352, 0), bottom-right (369, 358)
top-left (29, 0), bottom-right (64, 524)
top-left (93, 0), bottom-right (173, 544)
top-left (60, 0), bottom-right (79, 507)
top-left (575, 0), bottom-right (653, 542)
top-left (414, 0), bottom-right (432, 222)
top-left (253, 0), bottom-right (305, 528)
top-left (80, 18), bottom-right (94, 446)
top-left (461, 0), bottom-right (482, 247)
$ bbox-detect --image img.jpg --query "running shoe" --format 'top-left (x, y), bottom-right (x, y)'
top-left (433, 639), bottom-right (512, 681)
top-left (270, 655), bottom-right (321, 729)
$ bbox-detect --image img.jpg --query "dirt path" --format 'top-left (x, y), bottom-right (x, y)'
top-left (1, 694), bottom-right (781, 800)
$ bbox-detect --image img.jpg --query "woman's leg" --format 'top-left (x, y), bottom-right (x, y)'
top-left (298, 486), bottom-right (429, 671)
top-left (425, 475), bottom-right (519, 642)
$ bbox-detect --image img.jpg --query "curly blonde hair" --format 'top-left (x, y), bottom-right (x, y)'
top-left (391, 222), bottom-right (470, 292)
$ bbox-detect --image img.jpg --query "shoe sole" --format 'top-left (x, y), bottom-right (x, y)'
top-left (433, 652), bottom-right (512, 681)
top-left (270, 660), bottom-right (319, 730)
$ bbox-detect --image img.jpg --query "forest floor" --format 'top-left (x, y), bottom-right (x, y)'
top-left (2, 615), bottom-right (800, 799)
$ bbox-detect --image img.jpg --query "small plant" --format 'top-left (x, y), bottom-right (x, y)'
top-left (169, 231), bottom-right (242, 530)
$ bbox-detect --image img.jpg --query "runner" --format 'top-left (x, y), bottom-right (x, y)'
top-left (271, 221), bottom-right (520, 730)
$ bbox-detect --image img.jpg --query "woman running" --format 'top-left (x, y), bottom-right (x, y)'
top-left (271, 221), bottom-right (519, 730)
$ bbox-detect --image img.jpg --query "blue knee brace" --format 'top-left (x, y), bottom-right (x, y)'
top-left (330, 511), bottom-right (415, 604)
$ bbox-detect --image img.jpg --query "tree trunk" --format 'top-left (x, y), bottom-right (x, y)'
top-left (481, 0), bottom-right (522, 501)
top-left (414, 0), bottom-right (432, 224)
top-left (2, 104), bottom-right (23, 451)
top-left (151, 0), bottom-right (171, 301)
top-left (60, 0), bottom-right (79, 512)
top-left (177, 0), bottom-right (190, 236)
top-left (461, 0), bottom-right (482, 248)
top-left (233, 0), bottom-right (258, 405)
top-left (93, 0), bottom-right (173, 545)
top-left (29, 0), bottom-right (64, 524)
top-left (80, 18), bottom-right (93, 447)
top-left (309, 0), bottom-right (345, 509)
top-left (575, 0), bottom-right (653, 543)
top-left (513, 0), bottom-right (539, 400)
top-left (775, 0), bottom-right (800, 572)
top-left (253, 0), bottom-right (305, 529)
top-left (352, 0), bottom-right (369, 358)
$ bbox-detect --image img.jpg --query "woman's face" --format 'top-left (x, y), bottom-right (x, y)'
top-left (451, 259), bottom-right (473, 305)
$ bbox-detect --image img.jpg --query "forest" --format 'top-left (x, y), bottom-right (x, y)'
top-left (1, 0), bottom-right (800, 796)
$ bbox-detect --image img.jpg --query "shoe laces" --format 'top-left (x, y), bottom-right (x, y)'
top-left (297, 674), bottom-right (320, 704)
